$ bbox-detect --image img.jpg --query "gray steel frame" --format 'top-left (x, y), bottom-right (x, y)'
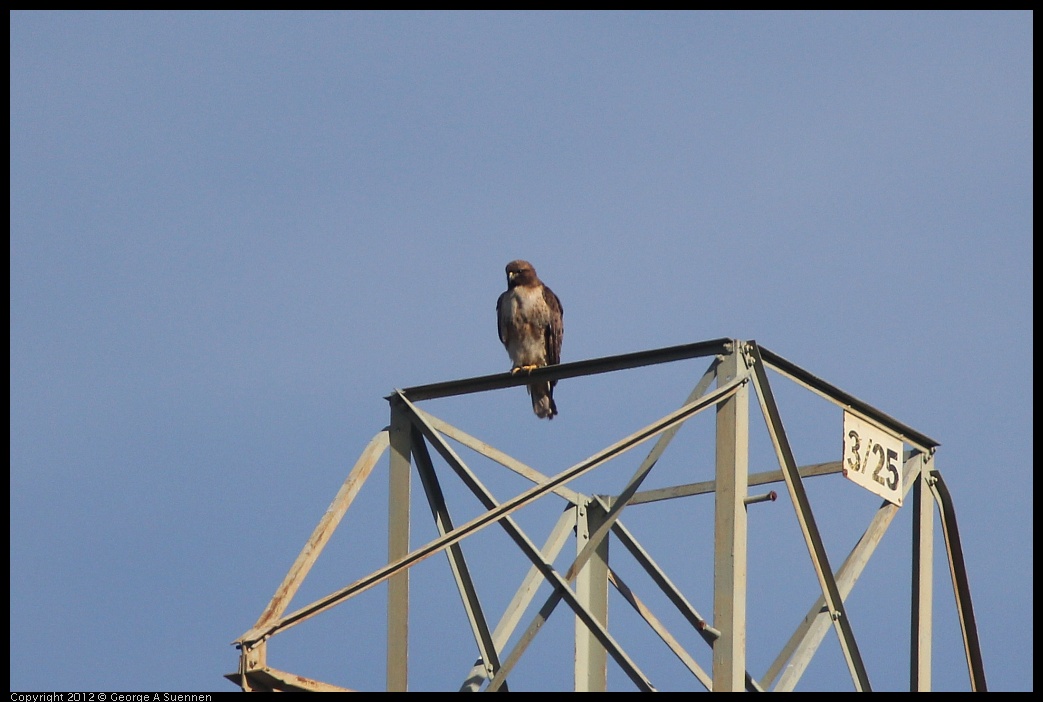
top-left (228, 338), bottom-right (985, 692)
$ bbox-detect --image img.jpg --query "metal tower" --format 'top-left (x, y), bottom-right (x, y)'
top-left (228, 338), bottom-right (985, 691)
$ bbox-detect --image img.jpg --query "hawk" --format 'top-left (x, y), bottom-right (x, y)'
top-left (496, 260), bottom-right (564, 419)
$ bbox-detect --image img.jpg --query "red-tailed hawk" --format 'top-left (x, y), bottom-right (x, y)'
top-left (496, 260), bottom-right (564, 419)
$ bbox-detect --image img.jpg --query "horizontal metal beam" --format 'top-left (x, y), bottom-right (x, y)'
top-left (616, 461), bottom-right (843, 506)
top-left (224, 667), bottom-right (353, 692)
top-left (758, 343), bottom-right (939, 450)
top-left (395, 338), bottom-right (733, 402)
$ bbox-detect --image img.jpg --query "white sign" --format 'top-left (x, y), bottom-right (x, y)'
top-left (842, 411), bottom-right (903, 506)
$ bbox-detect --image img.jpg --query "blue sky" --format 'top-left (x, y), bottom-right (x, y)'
top-left (10, 11), bottom-right (1032, 692)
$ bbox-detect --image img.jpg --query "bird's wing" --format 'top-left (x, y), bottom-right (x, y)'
top-left (496, 290), bottom-right (510, 347)
top-left (542, 285), bottom-right (563, 367)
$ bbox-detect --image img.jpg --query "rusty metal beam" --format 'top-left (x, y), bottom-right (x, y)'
top-left (248, 430), bottom-right (389, 632)
top-left (224, 666), bottom-right (354, 692)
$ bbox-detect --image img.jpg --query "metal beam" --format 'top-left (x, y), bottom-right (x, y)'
top-left (387, 404), bottom-right (412, 691)
top-left (619, 461), bottom-right (842, 506)
top-left (712, 342), bottom-right (749, 691)
top-left (748, 343), bottom-right (872, 691)
top-left (758, 344), bottom-right (939, 452)
top-left (404, 396), bottom-right (657, 692)
top-left (236, 377), bottom-right (743, 646)
top-left (410, 428), bottom-right (503, 687)
top-left (488, 582), bottom-right (571, 691)
top-left (605, 509), bottom-right (716, 642)
top-left (608, 567), bottom-right (713, 690)
top-left (439, 357), bottom-right (743, 690)
top-left (768, 453), bottom-right (922, 691)
top-left (928, 467), bottom-right (987, 691)
top-left (460, 507), bottom-right (576, 690)
top-left (230, 338), bottom-right (981, 692)
top-left (563, 360), bottom-right (721, 584)
top-left (911, 453), bottom-right (934, 691)
top-left (224, 666), bottom-right (355, 692)
top-left (602, 502), bottom-right (764, 692)
top-left (249, 429), bottom-right (389, 630)
top-left (575, 499), bottom-right (609, 691)
top-left (425, 357), bottom-right (722, 685)
top-left (414, 406), bottom-right (584, 506)
top-left (396, 338), bottom-right (732, 402)
top-left (479, 364), bottom-right (736, 690)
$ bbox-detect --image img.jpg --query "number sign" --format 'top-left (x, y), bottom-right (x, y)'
top-left (842, 411), bottom-right (903, 506)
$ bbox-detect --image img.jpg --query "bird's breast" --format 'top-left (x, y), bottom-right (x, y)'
top-left (502, 287), bottom-right (549, 366)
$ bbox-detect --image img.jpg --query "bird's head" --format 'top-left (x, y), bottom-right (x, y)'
top-left (506, 260), bottom-right (537, 288)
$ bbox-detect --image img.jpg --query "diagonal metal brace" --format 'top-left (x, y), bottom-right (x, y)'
top-left (410, 427), bottom-right (504, 687)
top-left (747, 342), bottom-right (873, 692)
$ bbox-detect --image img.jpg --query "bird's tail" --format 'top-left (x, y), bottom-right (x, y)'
top-left (528, 382), bottom-right (558, 419)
